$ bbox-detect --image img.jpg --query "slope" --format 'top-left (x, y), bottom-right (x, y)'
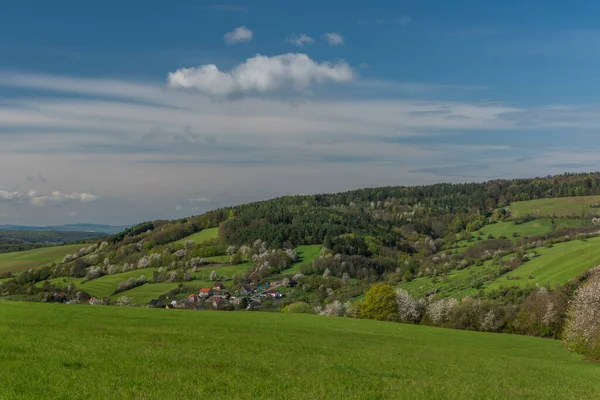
top-left (1, 302), bottom-right (598, 400)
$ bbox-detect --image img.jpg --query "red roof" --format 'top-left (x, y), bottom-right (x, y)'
top-left (199, 288), bottom-right (212, 293)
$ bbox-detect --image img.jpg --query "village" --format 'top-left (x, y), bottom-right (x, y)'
top-left (121, 277), bottom-right (299, 310)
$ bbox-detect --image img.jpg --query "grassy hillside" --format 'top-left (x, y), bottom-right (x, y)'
top-left (0, 244), bottom-right (82, 275)
top-left (486, 237), bottom-right (600, 290)
top-left (174, 227), bottom-right (219, 245)
top-left (283, 244), bottom-right (321, 273)
top-left (479, 219), bottom-right (587, 240)
top-left (511, 195), bottom-right (600, 217)
top-left (1, 302), bottom-right (598, 400)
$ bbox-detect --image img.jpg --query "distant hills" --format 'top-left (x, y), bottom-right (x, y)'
top-left (0, 223), bottom-right (129, 235)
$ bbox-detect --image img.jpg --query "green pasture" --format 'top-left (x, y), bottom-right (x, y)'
top-left (0, 244), bottom-right (82, 275)
top-left (1, 302), bottom-right (599, 399)
top-left (510, 195), bottom-right (600, 217)
top-left (174, 227), bottom-right (219, 245)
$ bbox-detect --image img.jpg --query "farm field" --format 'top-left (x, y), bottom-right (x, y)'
top-left (283, 244), bottom-right (321, 273)
top-left (174, 227), bottom-right (219, 245)
top-left (485, 237), bottom-right (600, 290)
top-left (1, 302), bottom-right (599, 400)
top-left (0, 244), bottom-right (82, 275)
top-left (510, 195), bottom-right (600, 217)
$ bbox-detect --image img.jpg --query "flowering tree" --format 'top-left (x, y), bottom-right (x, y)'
top-left (563, 269), bottom-right (600, 359)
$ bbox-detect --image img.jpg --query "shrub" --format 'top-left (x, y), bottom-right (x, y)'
top-left (360, 283), bottom-right (399, 322)
top-left (282, 302), bottom-right (315, 314)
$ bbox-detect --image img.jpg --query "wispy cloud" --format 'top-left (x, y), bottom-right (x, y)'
top-left (322, 32), bottom-right (344, 46)
top-left (0, 189), bottom-right (98, 206)
top-left (287, 33), bottom-right (315, 47)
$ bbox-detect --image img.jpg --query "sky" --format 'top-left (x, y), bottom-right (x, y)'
top-left (2, 0), bottom-right (600, 225)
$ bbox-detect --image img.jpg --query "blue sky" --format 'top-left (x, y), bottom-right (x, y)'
top-left (1, 0), bottom-right (600, 225)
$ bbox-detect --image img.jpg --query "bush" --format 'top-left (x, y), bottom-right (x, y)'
top-left (360, 283), bottom-right (399, 322)
top-left (282, 302), bottom-right (315, 314)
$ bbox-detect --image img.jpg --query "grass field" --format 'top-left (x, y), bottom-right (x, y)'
top-left (1, 302), bottom-right (599, 399)
top-left (283, 244), bottom-right (322, 274)
top-left (0, 244), bottom-right (82, 275)
top-left (486, 237), bottom-right (600, 290)
top-left (480, 219), bottom-right (586, 240)
top-left (194, 263), bottom-right (252, 280)
top-left (397, 259), bottom-right (498, 299)
top-left (511, 195), bottom-right (600, 217)
top-left (174, 227), bottom-right (219, 245)
top-left (35, 268), bottom-right (158, 298)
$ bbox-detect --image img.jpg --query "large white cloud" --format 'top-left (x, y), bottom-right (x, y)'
top-left (166, 53), bottom-right (355, 97)
top-left (0, 189), bottom-right (98, 206)
top-left (224, 26), bottom-right (253, 44)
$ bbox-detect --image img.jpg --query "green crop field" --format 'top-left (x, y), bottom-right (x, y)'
top-left (1, 302), bottom-right (598, 399)
top-left (486, 237), bottom-right (600, 290)
top-left (283, 244), bottom-right (321, 274)
top-left (0, 244), bottom-right (82, 275)
top-left (510, 195), bottom-right (600, 217)
top-left (174, 227), bottom-right (219, 245)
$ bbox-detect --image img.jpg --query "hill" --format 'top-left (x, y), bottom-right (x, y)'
top-left (1, 302), bottom-right (598, 400)
top-left (0, 223), bottom-right (129, 234)
top-left (0, 244), bottom-right (83, 275)
top-left (0, 229), bottom-right (108, 254)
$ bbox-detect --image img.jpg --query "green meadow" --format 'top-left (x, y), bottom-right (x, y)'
top-left (0, 244), bottom-right (82, 275)
top-left (1, 302), bottom-right (598, 400)
top-left (174, 227), bottom-right (219, 245)
top-left (479, 219), bottom-right (586, 240)
top-left (510, 195), bottom-right (600, 217)
top-left (283, 244), bottom-right (321, 273)
top-left (486, 237), bottom-right (600, 290)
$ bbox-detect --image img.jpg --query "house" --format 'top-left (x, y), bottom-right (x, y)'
top-left (199, 287), bottom-right (213, 298)
top-left (266, 289), bottom-right (282, 299)
top-left (187, 294), bottom-right (200, 303)
top-left (239, 285), bottom-right (253, 295)
top-left (212, 282), bottom-right (225, 291)
top-left (88, 297), bottom-right (98, 305)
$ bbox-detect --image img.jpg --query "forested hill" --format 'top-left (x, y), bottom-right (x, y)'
top-left (111, 172), bottom-right (600, 250)
top-left (0, 230), bottom-right (108, 254)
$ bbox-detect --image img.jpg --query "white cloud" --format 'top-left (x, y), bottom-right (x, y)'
top-left (189, 197), bottom-right (211, 203)
top-left (224, 26), bottom-right (253, 44)
top-left (322, 32), bottom-right (344, 46)
top-left (287, 33), bottom-right (314, 47)
top-left (0, 189), bottom-right (98, 206)
top-left (166, 53), bottom-right (355, 97)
